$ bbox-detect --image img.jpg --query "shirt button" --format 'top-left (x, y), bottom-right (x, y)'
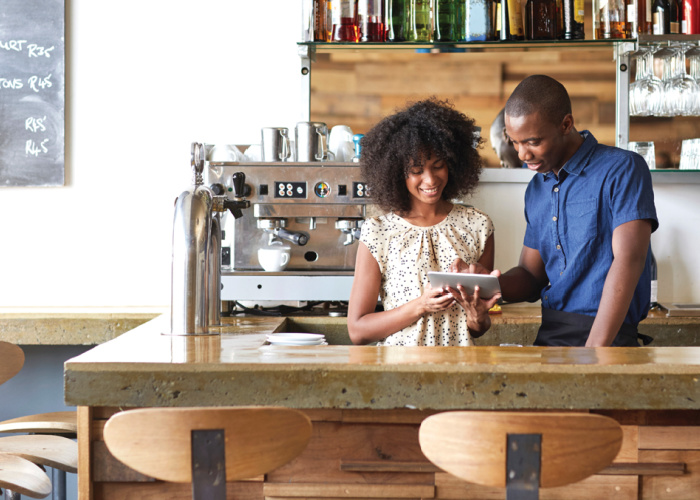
top-left (556, 244), bottom-right (561, 250)
top-left (560, 272), bottom-right (563, 275)
top-left (554, 187), bottom-right (559, 192)
top-left (552, 216), bottom-right (558, 221)
top-left (544, 296), bottom-right (548, 300)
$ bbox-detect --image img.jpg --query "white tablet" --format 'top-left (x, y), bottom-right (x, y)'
top-left (427, 272), bottom-right (501, 300)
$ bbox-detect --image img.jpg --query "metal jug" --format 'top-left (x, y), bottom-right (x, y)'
top-left (261, 127), bottom-right (292, 162)
top-left (295, 122), bottom-right (330, 162)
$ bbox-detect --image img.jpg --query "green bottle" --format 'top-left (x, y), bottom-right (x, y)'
top-left (408, 0), bottom-right (434, 41)
top-left (387, 0), bottom-right (409, 41)
top-left (436, 0), bottom-right (464, 41)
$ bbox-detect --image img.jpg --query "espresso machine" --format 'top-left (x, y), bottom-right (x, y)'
top-left (202, 146), bottom-right (371, 306)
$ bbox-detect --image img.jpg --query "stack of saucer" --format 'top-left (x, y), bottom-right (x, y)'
top-left (266, 333), bottom-right (327, 346)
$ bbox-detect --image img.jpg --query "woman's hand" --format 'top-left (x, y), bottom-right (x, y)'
top-left (419, 283), bottom-right (456, 315)
top-left (444, 284), bottom-right (502, 338)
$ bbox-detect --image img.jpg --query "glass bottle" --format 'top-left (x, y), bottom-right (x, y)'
top-left (466, 0), bottom-right (493, 40)
top-left (684, 0), bottom-right (699, 33)
top-left (653, 0), bottom-right (671, 32)
top-left (562, 0), bottom-right (585, 38)
top-left (649, 247), bottom-right (660, 311)
top-left (314, 0), bottom-right (331, 41)
top-left (436, 0), bottom-right (461, 41)
top-left (501, 0), bottom-right (525, 39)
top-left (407, 0), bottom-right (434, 41)
top-left (492, 0), bottom-right (502, 38)
top-left (626, 0), bottom-right (638, 34)
top-left (637, 0), bottom-right (653, 33)
top-left (359, 0), bottom-right (386, 41)
top-left (670, 0), bottom-right (682, 32)
top-left (595, 0), bottom-right (628, 37)
top-left (387, 0), bottom-right (409, 40)
top-left (526, 0), bottom-right (557, 39)
top-left (326, 1), bottom-right (334, 40)
top-left (332, 0), bottom-right (360, 41)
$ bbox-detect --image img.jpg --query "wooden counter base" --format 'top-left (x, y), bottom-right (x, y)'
top-left (80, 406), bottom-right (700, 500)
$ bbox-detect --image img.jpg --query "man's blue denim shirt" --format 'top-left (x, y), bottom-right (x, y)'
top-left (523, 131), bottom-right (659, 326)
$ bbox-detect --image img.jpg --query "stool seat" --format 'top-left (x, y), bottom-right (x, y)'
top-left (0, 433), bottom-right (78, 474)
top-left (0, 452), bottom-right (52, 499)
top-left (104, 406), bottom-right (312, 484)
top-left (0, 342), bottom-right (23, 385)
top-left (0, 412), bottom-right (77, 435)
top-left (419, 411), bottom-right (623, 495)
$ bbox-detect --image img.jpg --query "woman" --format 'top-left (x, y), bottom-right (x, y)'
top-left (347, 98), bottom-right (500, 346)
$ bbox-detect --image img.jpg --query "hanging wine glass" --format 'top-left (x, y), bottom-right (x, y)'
top-left (654, 47), bottom-right (677, 117)
top-left (630, 47), bottom-right (663, 117)
top-left (686, 45), bottom-right (700, 116)
top-left (667, 43), bottom-right (698, 117)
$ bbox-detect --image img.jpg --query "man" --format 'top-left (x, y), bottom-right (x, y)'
top-left (490, 75), bottom-right (657, 346)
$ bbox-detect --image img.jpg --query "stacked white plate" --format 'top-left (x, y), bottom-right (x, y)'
top-left (266, 333), bottom-right (327, 346)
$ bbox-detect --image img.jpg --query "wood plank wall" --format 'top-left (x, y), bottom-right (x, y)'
top-left (309, 24), bottom-right (697, 168)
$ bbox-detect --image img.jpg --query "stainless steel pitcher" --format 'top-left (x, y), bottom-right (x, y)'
top-left (261, 127), bottom-right (291, 162)
top-left (295, 122), bottom-right (330, 162)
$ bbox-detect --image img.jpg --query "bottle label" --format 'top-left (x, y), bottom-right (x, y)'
top-left (653, 12), bottom-right (660, 33)
top-left (645, 0), bottom-right (651, 22)
top-left (670, 21), bottom-right (679, 33)
top-left (575, 0), bottom-right (585, 21)
top-left (627, 3), bottom-right (635, 22)
top-left (508, 0), bottom-right (524, 36)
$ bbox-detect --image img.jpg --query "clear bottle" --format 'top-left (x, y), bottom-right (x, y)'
top-left (407, 0), bottom-right (434, 41)
top-left (359, 0), bottom-right (386, 41)
top-left (526, 0), bottom-right (558, 39)
top-left (653, 0), bottom-right (671, 32)
top-left (595, 0), bottom-right (628, 37)
top-left (562, 0), bottom-right (585, 38)
top-left (501, 0), bottom-right (525, 39)
top-left (466, 0), bottom-right (493, 40)
top-left (436, 0), bottom-right (462, 41)
top-left (332, 0), bottom-right (360, 41)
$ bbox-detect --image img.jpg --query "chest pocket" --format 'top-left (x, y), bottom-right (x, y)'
top-left (565, 198), bottom-right (598, 248)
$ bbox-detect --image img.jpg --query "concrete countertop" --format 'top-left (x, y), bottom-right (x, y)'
top-left (0, 308), bottom-right (163, 345)
top-left (64, 314), bottom-right (700, 412)
top-left (5, 303), bottom-right (696, 346)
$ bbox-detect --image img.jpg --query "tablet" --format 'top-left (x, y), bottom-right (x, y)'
top-left (427, 272), bottom-right (501, 300)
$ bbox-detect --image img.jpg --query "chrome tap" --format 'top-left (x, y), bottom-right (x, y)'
top-left (170, 143), bottom-right (250, 335)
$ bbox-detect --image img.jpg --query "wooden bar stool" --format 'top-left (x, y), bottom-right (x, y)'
top-left (419, 411), bottom-right (623, 500)
top-left (0, 453), bottom-right (52, 499)
top-left (0, 342), bottom-right (77, 500)
top-left (103, 406), bottom-right (313, 500)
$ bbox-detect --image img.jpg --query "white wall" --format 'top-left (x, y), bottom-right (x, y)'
top-left (0, 2), bottom-right (697, 309)
top-left (0, 2), bottom-right (303, 308)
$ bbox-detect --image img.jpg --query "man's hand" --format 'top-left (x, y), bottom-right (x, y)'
top-left (448, 258), bottom-right (501, 277)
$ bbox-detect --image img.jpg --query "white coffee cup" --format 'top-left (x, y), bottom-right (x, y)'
top-left (257, 243), bottom-right (291, 272)
top-left (329, 125), bottom-right (354, 161)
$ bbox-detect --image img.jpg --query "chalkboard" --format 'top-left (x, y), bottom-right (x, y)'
top-left (0, 0), bottom-right (65, 187)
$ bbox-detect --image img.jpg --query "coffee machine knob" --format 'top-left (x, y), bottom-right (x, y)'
top-left (210, 183), bottom-right (226, 196)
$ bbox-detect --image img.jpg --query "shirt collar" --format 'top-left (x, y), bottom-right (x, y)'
top-left (543, 130), bottom-right (597, 181)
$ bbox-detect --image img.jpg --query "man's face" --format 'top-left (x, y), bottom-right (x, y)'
top-left (504, 111), bottom-right (572, 176)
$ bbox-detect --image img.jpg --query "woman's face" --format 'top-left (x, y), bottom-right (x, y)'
top-left (405, 152), bottom-right (448, 207)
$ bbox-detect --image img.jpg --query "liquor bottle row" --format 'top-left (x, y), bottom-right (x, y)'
top-left (595, 0), bottom-right (700, 38)
top-left (301, 0), bottom-right (700, 43)
top-left (301, 0), bottom-right (585, 42)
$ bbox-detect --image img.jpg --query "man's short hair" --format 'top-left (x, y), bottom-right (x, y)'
top-left (505, 75), bottom-right (572, 125)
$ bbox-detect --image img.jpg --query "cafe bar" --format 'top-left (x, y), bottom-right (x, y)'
top-left (2, 1), bottom-right (700, 499)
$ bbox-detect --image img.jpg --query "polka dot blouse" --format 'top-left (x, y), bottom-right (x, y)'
top-left (359, 204), bottom-right (494, 346)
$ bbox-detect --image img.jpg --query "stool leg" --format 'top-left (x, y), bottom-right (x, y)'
top-left (51, 468), bottom-right (66, 500)
top-left (4, 490), bottom-right (21, 500)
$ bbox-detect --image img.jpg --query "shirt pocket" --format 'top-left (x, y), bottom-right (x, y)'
top-left (566, 198), bottom-right (598, 249)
